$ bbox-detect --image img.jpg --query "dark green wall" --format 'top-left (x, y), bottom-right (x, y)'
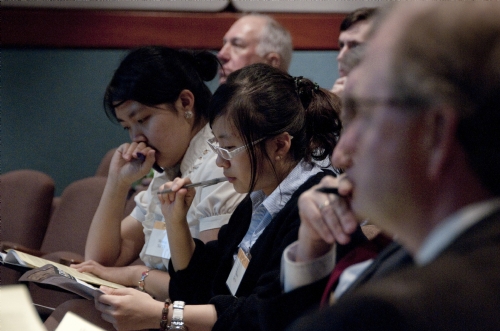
top-left (1, 49), bottom-right (338, 195)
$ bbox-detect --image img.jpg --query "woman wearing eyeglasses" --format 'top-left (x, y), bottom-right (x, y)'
top-left (93, 63), bottom-right (356, 331)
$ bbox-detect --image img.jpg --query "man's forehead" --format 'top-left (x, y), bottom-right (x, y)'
top-left (345, 6), bottom-right (416, 98)
top-left (225, 16), bottom-right (264, 41)
top-left (339, 20), bottom-right (373, 43)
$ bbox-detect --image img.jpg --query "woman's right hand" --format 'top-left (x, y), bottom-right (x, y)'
top-left (108, 142), bottom-right (156, 186)
top-left (157, 177), bottom-right (196, 225)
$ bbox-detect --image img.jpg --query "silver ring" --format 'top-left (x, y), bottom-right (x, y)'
top-left (318, 199), bottom-right (330, 211)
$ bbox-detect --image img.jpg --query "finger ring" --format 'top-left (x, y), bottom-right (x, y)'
top-left (318, 199), bottom-right (330, 210)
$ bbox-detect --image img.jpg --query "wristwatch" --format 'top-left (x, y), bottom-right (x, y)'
top-left (168, 301), bottom-right (186, 330)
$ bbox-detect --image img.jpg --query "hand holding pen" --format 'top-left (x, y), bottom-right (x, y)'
top-left (157, 177), bottom-right (228, 195)
top-left (157, 177), bottom-right (228, 227)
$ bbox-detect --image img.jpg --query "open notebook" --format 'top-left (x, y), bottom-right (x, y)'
top-left (1, 249), bottom-right (124, 299)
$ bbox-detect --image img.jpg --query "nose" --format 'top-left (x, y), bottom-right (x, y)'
top-left (217, 43), bottom-right (230, 63)
top-left (331, 124), bottom-right (358, 169)
top-left (337, 45), bottom-right (348, 62)
top-left (215, 154), bottom-right (230, 169)
top-left (331, 143), bottom-right (352, 170)
top-left (130, 127), bottom-right (147, 144)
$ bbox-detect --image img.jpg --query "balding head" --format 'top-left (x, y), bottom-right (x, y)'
top-left (217, 14), bottom-right (292, 84)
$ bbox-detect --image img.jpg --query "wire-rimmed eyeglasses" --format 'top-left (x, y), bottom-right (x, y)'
top-left (207, 137), bottom-right (266, 160)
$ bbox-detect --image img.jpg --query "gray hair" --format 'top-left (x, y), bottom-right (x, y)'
top-left (249, 14), bottom-right (293, 71)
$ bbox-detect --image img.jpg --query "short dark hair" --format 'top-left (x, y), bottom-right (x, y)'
top-left (208, 63), bottom-right (341, 193)
top-left (104, 46), bottom-right (219, 130)
top-left (340, 7), bottom-right (378, 32)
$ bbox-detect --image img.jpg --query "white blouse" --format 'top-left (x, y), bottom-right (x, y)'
top-left (131, 124), bottom-right (245, 270)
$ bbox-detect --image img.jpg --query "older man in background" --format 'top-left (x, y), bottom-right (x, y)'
top-left (217, 14), bottom-right (292, 84)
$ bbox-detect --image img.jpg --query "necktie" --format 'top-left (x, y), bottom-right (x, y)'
top-left (320, 234), bottom-right (392, 307)
top-left (338, 241), bottom-right (413, 301)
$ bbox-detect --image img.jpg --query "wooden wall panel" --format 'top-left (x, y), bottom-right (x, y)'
top-left (2, 8), bottom-right (345, 50)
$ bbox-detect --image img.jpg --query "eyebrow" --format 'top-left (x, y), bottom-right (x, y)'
top-left (216, 133), bottom-right (231, 140)
top-left (224, 37), bottom-right (248, 45)
top-left (116, 108), bottom-right (139, 123)
top-left (212, 130), bottom-right (237, 142)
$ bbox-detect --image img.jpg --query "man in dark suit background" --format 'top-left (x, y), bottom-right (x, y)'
top-left (285, 2), bottom-right (500, 330)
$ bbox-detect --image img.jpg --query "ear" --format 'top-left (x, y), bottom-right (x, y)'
top-left (424, 105), bottom-right (459, 180)
top-left (175, 89), bottom-right (195, 115)
top-left (265, 52), bottom-right (281, 69)
top-left (268, 132), bottom-right (293, 160)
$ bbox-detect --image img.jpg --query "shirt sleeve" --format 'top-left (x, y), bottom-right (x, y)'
top-left (130, 184), bottom-right (153, 223)
top-left (282, 241), bottom-right (337, 292)
top-left (130, 171), bottom-right (167, 223)
top-left (188, 152), bottom-right (245, 233)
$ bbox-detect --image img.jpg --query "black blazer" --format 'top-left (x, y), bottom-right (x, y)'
top-left (288, 208), bottom-right (500, 331)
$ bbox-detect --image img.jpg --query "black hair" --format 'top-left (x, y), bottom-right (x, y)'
top-left (104, 46), bottom-right (219, 130)
top-left (340, 7), bottom-right (378, 32)
top-left (208, 63), bottom-right (341, 193)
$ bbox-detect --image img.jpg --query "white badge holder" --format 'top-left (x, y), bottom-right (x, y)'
top-left (145, 221), bottom-right (171, 259)
top-left (226, 248), bottom-right (251, 296)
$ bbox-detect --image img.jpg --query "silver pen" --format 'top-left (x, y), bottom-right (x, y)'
top-left (157, 177), bottom-right (228, 195)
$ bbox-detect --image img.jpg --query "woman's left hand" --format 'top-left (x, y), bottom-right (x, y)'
top-left (158, 177), bottom-right (196, 224)
top-left (95, 286), bottom-right (164, 331)
top-left (71, 261), bottom-right (147, 288)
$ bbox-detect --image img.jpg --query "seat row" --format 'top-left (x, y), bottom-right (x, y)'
top-left (0, 148), bottom-right (139, 285)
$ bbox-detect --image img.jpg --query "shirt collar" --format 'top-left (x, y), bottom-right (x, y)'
top-left (250, 160), bottom-right (322, 218)
top-left (415, 198), bottom-right (500, 266)
top-left (154, 124), bottom-right (213, 181)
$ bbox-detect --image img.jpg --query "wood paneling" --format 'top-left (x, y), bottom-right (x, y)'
top-left (2, 8), bottom-right (345, 50)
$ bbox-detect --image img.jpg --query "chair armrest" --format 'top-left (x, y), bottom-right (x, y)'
top-left (0, 241), bottom-right (46, 257)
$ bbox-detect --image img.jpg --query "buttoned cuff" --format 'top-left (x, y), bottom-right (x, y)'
top-left (282, 241), bottom-right (336, 293)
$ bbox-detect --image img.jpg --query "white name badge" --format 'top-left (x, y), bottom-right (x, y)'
top-left (226, 248), bottom-right (250, 296)
top-left (145, 221), bottom-right (171, 259)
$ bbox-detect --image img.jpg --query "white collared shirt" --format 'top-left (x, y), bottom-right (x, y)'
top-left (282, 198), bottom-right (500, 296)
top-left (131, 124), bottom-right (245, 270)
top-left (239, 160), bottom-right (323, 255)
top-left (416, 198), bottom-right (500, 265)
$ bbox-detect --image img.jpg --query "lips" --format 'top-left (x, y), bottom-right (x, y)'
top-left (219, 68), bottom-right (231, 82)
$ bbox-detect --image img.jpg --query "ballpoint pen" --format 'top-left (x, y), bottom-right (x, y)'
top-left (315, 187), bottom-right (341, 196)
top-left (136, 152), bottom-right (164, 173)
top-left (157, 177), bottom-right (228, 195)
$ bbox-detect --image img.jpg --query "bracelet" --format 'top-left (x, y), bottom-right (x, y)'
top-left (160, 299), bottom-right (172, 331)
top-left (137, 269), bottom-right (151, 292)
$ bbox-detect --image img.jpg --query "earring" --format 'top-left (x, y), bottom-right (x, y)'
top-left (276, 155), bottom-right (282, 161)
top-left (184, 111), bottom-right (193, 119)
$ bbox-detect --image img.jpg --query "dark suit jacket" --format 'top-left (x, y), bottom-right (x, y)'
top-left (288, 208), bottom-right (500, 331)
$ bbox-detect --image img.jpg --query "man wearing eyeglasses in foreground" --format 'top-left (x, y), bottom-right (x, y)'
top-left (284, 2), bottom-right (500, 330)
